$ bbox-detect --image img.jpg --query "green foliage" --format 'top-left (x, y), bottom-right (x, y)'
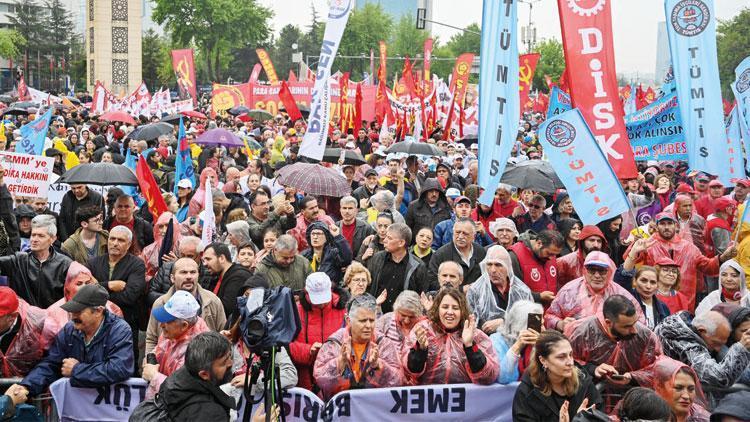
top-left (0, 29), bottom-right (25, 59)
top-left (142, 29), bottom-right (167, 91)
top-left (68, 34), bottom-right (86, 90)
top-left (445, 23), bottom-right (481, 56)
top-left (718, 8), bottom-right (750, 99)
top-left (272, 24), bottom-right (304, 80)
top-left (336, 4), bottom-right (393, 80)
top-left (390, 14), bottom-right (430, 61)
top-left (43, 0), bottom-right (73, 55)
top-left (532, 38), bottom-right (565, 93)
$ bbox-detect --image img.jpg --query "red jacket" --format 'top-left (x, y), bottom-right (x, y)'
top-left (703, 215), bottom-right (731, 258)
top-left (556, 226), bottom-right (608, 289)
top-left (289, 291), bottom-right (347, 392)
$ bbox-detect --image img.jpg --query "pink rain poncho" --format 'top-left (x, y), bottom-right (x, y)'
top-left (313, 327), bottom-right (402, 400)
top-left (45, 262), bottom-right (123, 337)
top-left (565, 306), bottom-right (662, 386)
top-left (188, 167), bottom-right (218, 217)
top-left (147, 317), bottom-right (210, 398)
top-left (401, 319), bottom-right (499, 385)
top-left (140, 212), bottom-right (182, 280)
top-left (649, 357), bottom-right (711, 422)
top-left (544, 251), bottom-right (644, 330)
top-left (0, 299), bottom-right (55, 377)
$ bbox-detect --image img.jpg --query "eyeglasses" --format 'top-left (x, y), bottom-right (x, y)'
top-left (585, 266), bottom-right (608, 276)
top-left (660, 267), bottom-right (680, 275)
top-left (528, 203), bottom-right (543, 210)
top-left (89, 216), bottom-right (103, 223)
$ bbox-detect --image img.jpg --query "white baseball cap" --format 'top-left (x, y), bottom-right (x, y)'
top-left (152, 290), bottom-right (200, 323)
top-left (177, 179), bottom-right (193, 189)
top-left (305, 272), bottom-right (332, 305)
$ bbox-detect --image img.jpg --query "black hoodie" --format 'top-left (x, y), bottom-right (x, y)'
top-left (160, 367), bottom-right (236, 422)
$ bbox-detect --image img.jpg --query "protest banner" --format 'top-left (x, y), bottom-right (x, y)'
top-left (423, 38), bottom-right (433, 81)
top-left (539, 108), bottom-right (631, 225)
top-left (558, 0), bottom-right (638, 179)
top-left (721, 106), bottom-right (746, 186)
top-left (477, 0), bottom-right (519, 205)
top-left (16, 108), bottom-right (52, 157)
top-left (211, 82), bottom-right (253, 116)
top-left (665, 0), bottom-right (725, 176)
top-left (171, 49), bottom-right (198, 102)
top-left (49, 377), bottom-right (147, 421)
top-left (300, 0), bottom-right (353, 161)
top-left (249, 63), bottom-right (263, 83)
top-left (250, 81), bottom-right (376, 122)
top-left (546, 86), bottom-right (572, 118)
top-left (731, 56), bottom-right (750, 171)
top-left (443, 53), bottom-right (474, 138)
top-left (625, 92), bottom-right (686, 161)
top-left (0, 152), bottom-right (54, 198)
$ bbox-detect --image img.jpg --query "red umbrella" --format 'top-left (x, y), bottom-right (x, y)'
top-left (100, 111), bottom-right (136, 125)
top-left (236, 113), bottom-right (252, 122)
top-left (180, 110), bottom-right (207, 120)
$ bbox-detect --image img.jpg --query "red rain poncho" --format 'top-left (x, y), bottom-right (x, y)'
top-left (555, 225), bottom-right (608, 289)
top-left (649, 357), bottom-right (710, 422)
top-left (545, 251), bottom-right (644, 330)
top-left (45, 262), bottom-right (123, 337)
top-left (141, 212), bottom-right (181, 279)
top-left (401, 319), bottom-right (499, 385)
top-left (147, 317), bottom-right (210, 398)
top-left (565, 307), bottom-right (662, 386)
top-left (313, 327), bottom-right (402, 400)
top-left (0, 299), bottom-right (55, 377)
top-left (624, 231), bottom-right (720, 311)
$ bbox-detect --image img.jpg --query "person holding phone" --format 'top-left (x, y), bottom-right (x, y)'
top-left (512, 330), bottom-right (602, 422)
top-left (490, 300), bottom-right (542, 384)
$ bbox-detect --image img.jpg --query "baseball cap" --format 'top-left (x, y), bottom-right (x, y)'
top-left (714, 197), bottom-right (737, 212)
top-left (445, 188), bottom-right (461, 199)
top-left (695, 173), bottom-right (710, 182)
top-left (152, 290), bottom-right (200, 323)
top-left (708, 179), bottom-right (724, 188)
top-left (454, 195), bottom-right (471, 205)
top-left (735, 179), bottom-right (750, 188)
top-left (61, 284), bottom-right (109, 312)
top-left (655, 256), bottom-right (678, 267)
top-left (305, 272), bottom-right (332, 305)
top-left (0, 287), bottom-right (18, 317)
top-left (177, 179), bottom-right (193, 190)
top-left (365, 169), bottom-right (378, 178)
top-left (655, 212), bottom-right (677, 223)
top-left (583, 251), bottom-right (611, 269)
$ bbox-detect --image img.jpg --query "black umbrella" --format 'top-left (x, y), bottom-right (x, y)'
top-left (158, 217), bottom-right (175, 266)
top-left (0, 95), bottom-right (15, 103)
top-left (160, 113), bottom-right (182, 124)
top-left (128, 122), bottom-right (173, 140)
top-left (500, 160), bottom-right (565, 193)
top-left (321, 147), bottom-right (366, 166)
top-left (58, 163), bottom-right (138, 186)
top-left (9, 101), bottom-right (37, 109)
top-left (1, 107), bottom-right (29, 116)
top-left (227, 105), bottom-right (251, 116)
top-left (385, 140), bottom-right (444, 156)
top-left (280, 103), bottom-right (310, 118)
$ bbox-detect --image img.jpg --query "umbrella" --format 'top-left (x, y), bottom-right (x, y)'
top-left (1, 107), bottom-right (29, 116)
top-left (227, 105), bottom-right (251, 116)
top-left (500, 160), bottom-right (565, 193)
top-left (58, 163), bottom-right (138, 186)
top-left (196, 128), bottom-right (244, 147)
top-left (9, 101), bottom-right (37, 109)
top-left (385, 140), bottom-right (444, 156)
top-left (128, 122), bottom-right (173, 140)
top-left (0, 95), bottom-right (15, 104)
top-left (322, 148), bottom-right (366, 166)
top-left (246, 109), bottom-right (273, 121)
top-left (280, 103), bottom-right (310, 118)
top-left (160, 113), bottom-right (182, 124)
top-left (277, 162), bottom-right (351, 197)
top-left (180, 110), bottom-right (207, 120)
top-left (100, 111), bottom-right (136, 125)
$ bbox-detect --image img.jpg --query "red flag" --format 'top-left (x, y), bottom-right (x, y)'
top-left (353, 83), bottom-right (363, 135)
top-left (17, 75), bottom-right (28, 101)
top-left (171, 49), bottom-right (198, 103)
top-left (402, 57), bottom-right (417, 98)
top-left (644, 87), bottom-right (655, 104)
top-left (378, 41), bottom-right (387, 83)
top-left (339, 72), bottom-right (350, 132)
top-left (558, 68), bottom-right (569, 93)
top-left (518, 53), bottom-right (541, 115)
top-left (458, 106), bottom-right (464, 139)
top-left (278, 81), bottom-right (303, 122)
top-left (724, 99), bottom-right (733, 116)
top-left (533, 93), bottom-right (549, 113)
top-left (288, 69), bottom-right (297, 82)
top-left (423, 38), bottom-right (433, 81)
top-left (558, 0), bottom-right (637, 179)
top-left (375, 80), bottom-right (392, 124)
top-left (635, 85), bottom-right (648, 110)
top-left (248, 63), bottom-right (262, 83)
top-left (444, 53), bottom-right (475, 140)
top-left (136, 157), bottom-right (169, 219)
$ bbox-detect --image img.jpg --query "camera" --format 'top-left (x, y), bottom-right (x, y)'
top-left (238, 286), bottom-right (301, 353)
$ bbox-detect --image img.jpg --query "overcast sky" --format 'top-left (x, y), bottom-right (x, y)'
top-left (260, 0), bottom-right (749, 76)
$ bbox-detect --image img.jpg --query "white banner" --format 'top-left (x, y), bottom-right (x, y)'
top-left (299, 0), bottom-right (354, 161)
top-left (46, 183), bottom-right (109, 213)
top-left (0, 152), bottom-right (54, 198)
top-left (49, 377), bottom-right (147, 421)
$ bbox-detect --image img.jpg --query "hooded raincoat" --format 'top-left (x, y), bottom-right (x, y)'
top-left (301, 221), bottom-right (353, 285)
top-left (404, 178), bottom-right (452, 235)
top-left (146, 317), bottom-right (210, 399)
top-left (649, 357), bottom-right (711, 422)
top-left (565, 307), bottom-right (662, 386)
top-left (556, 225), bottom-right (609, 289)
top-left (401, 319), bottom-right (499, 385)
top-left (313, 326), bottom-right (403, 400)
top-left (694, 259), bottom-right (750, 317)
top-left (654, 311), bottom-right (750, 389)
top-left (734, 202), bottom-right (750, 283)
top-left (466, 246), bottom-right (534, 327)
top-left (188, 167), bottom-right (218, 218)
top-left (544, 252), bottom-right (644, 330)
top-left (0, 299), bottom-right (54, 377)
top-left (140, 212), bottom-right (182, 280)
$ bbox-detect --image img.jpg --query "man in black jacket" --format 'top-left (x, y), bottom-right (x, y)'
top-left (404, 178), bottom-right (452, 235)
top-left (202, 242), bottom-right (252, 318)
top-left (87, 225), bottom-right (145, 370)
top-left (160, 332), bottom-right (236, 421)
top-left (428, 218), bottom-right (487, 287)
top-left (103, 195), bottom-right (153, 255)
top-left (337, 196), bottom-right (374, 256)
top-left (367, 223), bottom-right (431, 313)
top-left (59, 184), bottom-right (104, 242)
top-left (0, 214), bottom-right (72, 308)
top-left (0, 171), bottom-right (19, 254)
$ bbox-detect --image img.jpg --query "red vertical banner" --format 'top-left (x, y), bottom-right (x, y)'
top-left (375, 81), bottom-right (392, 124)
top-left (518, 53), bottom-right (540, 113)
top-left (557, 0), bottom-right (637, 179)
top-left (402, 57), bottom-right (416, 98)
top-left (136, 157), bottom-right (169, 219)
top-left (353, 83), bottom-right (363, 135)
top-left (339, 72), bottom-right (350, 132)
top-left (17, 75), bottom-right (28, 100)
top-left (255, 48), bottom-right (279, 85)
top-left (170, 49), bottom-right (198, 103)
top-left (248, 63), bottom-right (262, 83)
top-left (278, 81), bottom-right (303, 122)
top-left (558, 68), bottom-right (569, 93)
top-left (378, 41), bottom-right (387, 83)
top-left (444, 53), bottom-right (475, 139)
top-left (423, 38), bottom-right (433, 82)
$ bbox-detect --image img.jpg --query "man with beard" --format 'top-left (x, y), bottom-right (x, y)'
top-left (404, 178), bottom-right (452, 236)
top-left (555, 225), bottom-right (607, 289)
top-left (352, 169), bottom-right (383, 209)
top-left (508, 230), bottom-right (562, 305)
top-left (201, 243), bottom-right (252, 319)
top-left (566, 295), bottom-right (661, 388)
top-left (625, 212), bottom-right (736, 311)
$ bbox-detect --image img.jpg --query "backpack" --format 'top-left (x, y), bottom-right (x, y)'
top-left (128, 393), bottom-right (174, 422)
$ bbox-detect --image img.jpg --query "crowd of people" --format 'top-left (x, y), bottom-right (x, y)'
top-left (0, 100), bottom-right (747, 422)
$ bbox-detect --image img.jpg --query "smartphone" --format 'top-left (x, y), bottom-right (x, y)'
top-left (527, 313), bottom-right (542, 332)
top-left (609, 374), bottom-right (626, 381)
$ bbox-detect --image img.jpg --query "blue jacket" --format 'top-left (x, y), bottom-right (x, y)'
top-left (432, 215), bottom-right (493, 250)
top-left (489, 333), bottom-right (521, 384)
top-left (21, 310), bottom-right (134, 396)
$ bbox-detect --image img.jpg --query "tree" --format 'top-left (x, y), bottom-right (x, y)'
top-left (142, 29), bottom-right (167, 91)
top-left (532, 38), bottom-right (565, 93)
top-left (390, 14), bottom-right (430, 62)
top-left (7, 0), bottom-right (45, 81)
top-left (717, 8), bottom-right (750, 99)
top-left (445, 23), bottom-right (481, 56)
top-left (68, 34), bottom-right (86, 91)
top-left (44, 0), bottom-right (73, 56)
top-left (153, 0), bottom-right (273, 81)
top-left (335, 3), bottom-right (393, 80)
top-left (0, 29), bottom-right (25, 60)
